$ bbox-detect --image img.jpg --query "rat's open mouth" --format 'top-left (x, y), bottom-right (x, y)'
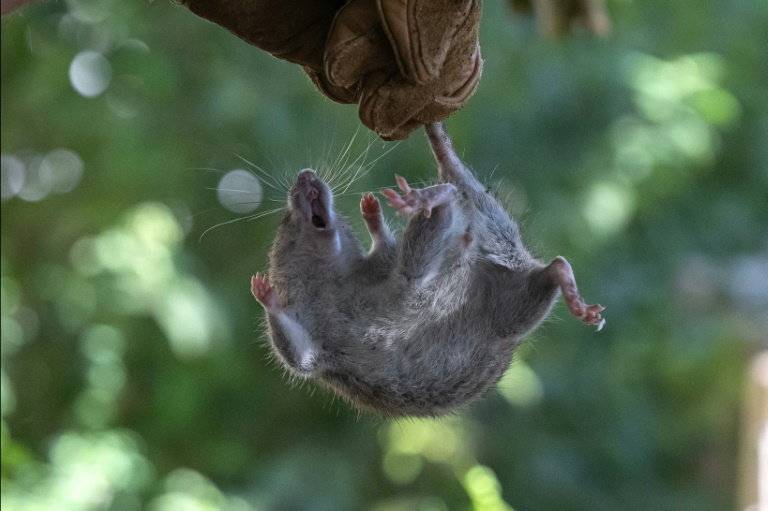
top-left (296, 170), bottom-right (333, 231)
top-left (310, 196), bottom-right (330, 230)
top-left (311, 213), bottom-right (326, 229)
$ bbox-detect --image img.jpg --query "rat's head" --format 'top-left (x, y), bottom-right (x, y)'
top-left (287, 169), bottom-right (337, 233)
top-left (279, 168), bottom-right (361, 263)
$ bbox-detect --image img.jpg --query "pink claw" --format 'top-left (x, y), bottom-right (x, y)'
top-left (361, 193), bottom-right (383, 233)
top-left (251, 272), bottom-right (278, 310)
top-left (548, 256), bottom-right (605, 331)
top-left (380, 175), bottom-right (457, 218)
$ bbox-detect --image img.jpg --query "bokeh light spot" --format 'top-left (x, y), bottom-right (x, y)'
top-left (69, 51), bottom-right (113, 98)
top-left (17, 155), bottom-right (52, 202)
top-left (1, 154), bottom-right (25, 201)
top-left (80, 324), bottom-right (125, 364)
top-left (40, 149), bottom-right (84, 194)
top-left (583, 182), bottom-right (636, 237)
top-left (382, 452), bottom-right (424, 485)
top-left (65, 0), bottom-right (114, 24)
top-left (158, 280), bottom-right (215, 359)
top-left (497, 360), bottom-right (544, 407)
top-left (1, 369), bottom-right (17, 417)
top-left (217, 170), bottom-right (263, 214)
top-left (0, 318), bottom-right (25, 358)
top-left (463, 465), bottom-right (513, 511)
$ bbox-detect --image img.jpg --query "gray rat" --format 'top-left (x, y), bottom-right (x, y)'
top-left (251, 122), bottom-right (604, 417)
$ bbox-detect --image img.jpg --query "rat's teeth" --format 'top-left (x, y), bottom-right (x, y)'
top-left (308, 190), bottom-right (318, 200)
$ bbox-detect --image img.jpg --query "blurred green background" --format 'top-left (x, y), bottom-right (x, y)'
top-left (1, 0), bottom-right (767, 510)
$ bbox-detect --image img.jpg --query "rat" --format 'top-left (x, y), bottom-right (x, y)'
top-left (251, 122), bottom-right (604, 417)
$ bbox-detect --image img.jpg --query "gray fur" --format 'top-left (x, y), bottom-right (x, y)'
top-left (260, 123), bottom-right (577, 417)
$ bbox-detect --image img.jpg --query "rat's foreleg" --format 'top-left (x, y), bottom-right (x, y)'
top-left (546, 257), bottom-right (605, 330)
top-left (361, 193), bottom-right (395, 255)
top-left (357, 193), bottom-right (397, 277)
top-left (251, 273), bottom-right (318, 374)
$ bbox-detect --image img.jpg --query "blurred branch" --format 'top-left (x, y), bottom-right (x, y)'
top-left (510, 0), bottom-right (611, 37)
top-left (739, 351), bottom-right (768, 511)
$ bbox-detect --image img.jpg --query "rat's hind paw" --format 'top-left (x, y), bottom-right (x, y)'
top-left (548, 256), bottom-right (606, 331)
top-left (360, 193), bottom-right (383, 233)
top-left (381, 175), bottom-right (457, 218)
top-left (251, 273), bottom-right (279, 311)
top-left (566, 296), bottom-right (606, 331)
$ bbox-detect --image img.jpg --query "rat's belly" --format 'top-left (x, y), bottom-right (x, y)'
top-left (317, 329), bottom-right (516, 417)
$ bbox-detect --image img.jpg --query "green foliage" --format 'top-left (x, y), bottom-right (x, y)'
top-left (2, 0), bottom-right (767, 509)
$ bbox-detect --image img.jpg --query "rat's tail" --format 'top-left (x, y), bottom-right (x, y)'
top-left (424, 122), bottom-right (482, 192)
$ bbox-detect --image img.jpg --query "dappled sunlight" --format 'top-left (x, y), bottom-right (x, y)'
top-left (1, 430), bottom-right (152, 511)
top-left (582, 181), bottom-right (636, 237)
top-left (382, 416), bottom-right (466, 465)
top-left (1, 200), bottom-right (236, 508)
top-left (381, 417), bottom-right (516, 510)
top-left (572, 51), bottom-right (746, 244)
top-left (496, 359), bottom-right (544, 408)
top-left (157, 279), bottom-right (220, 359)
top-left (1, 149), bottom-right (84, 202)
top-left (463, 465), bottom-right (514, 511)
top-left (67, 202), bottom-right (229, 357)
top-left (616, 52), bottom-right (739, 176)
top-left (75, 324), bottom-right (126, 428)
top-left (149, 469), bottom-right (255, 511)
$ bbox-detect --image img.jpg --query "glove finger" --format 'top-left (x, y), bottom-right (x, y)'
top-left (434, 42), bottom-right (482, 105)
top-left (381, 119), bottom-right (423, 141)
top-left (358, 68), bottom-right (437, 140)
top-left (377, 0), bottom-right (474, 84)
top-left (360, 42), bottom-right (481, 140)
top-left (304, 67), bottom-right (361, 104)
top-left (325, 0), bottom-right (394, 88)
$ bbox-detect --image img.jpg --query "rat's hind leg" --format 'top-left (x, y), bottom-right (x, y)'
top-left (382, 176), bottom-right (460, 285)
top-left (381, 175), bottom-right (457, 218)
top-left (251, 273), bottom-right (319, 375)
top-left (546, 257), bottom-right (605, 330)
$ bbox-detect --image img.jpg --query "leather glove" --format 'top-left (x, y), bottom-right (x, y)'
top-left (181, 0), bottom-right (483, 140)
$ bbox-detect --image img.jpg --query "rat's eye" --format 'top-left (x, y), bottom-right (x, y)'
top-left (312, 215), bottom-right (326, 229)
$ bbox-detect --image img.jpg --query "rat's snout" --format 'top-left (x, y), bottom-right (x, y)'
top-left (297, 168), bottom-right (317, 186)
top-left (296, 169), bottom-right (321, 199)
top-left (292, 168), bottom-right (334, 231)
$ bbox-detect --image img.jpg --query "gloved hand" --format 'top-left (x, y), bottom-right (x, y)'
top-left (181, 0), bottom-right (483, 140)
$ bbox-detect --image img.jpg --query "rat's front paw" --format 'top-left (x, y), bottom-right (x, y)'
top-left (251, 273), bottom-right (279, 311)
top-left (381, 175), bottom-right (456, 218)
top-left (361, 192), bottom-right (383, 233)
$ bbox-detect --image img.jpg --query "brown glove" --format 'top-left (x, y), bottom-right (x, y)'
top-left (181, 0), bottom-right (482, 140)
